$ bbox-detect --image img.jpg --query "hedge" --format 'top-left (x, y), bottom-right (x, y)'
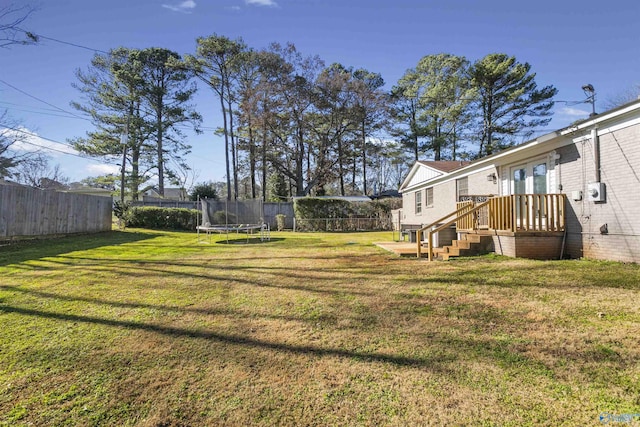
top-left (294, 198), bottom-right (354, 220)
top-left (293, 198), bottom-right (400, 231)
top-left (125, 207), bottom-right (199, 231)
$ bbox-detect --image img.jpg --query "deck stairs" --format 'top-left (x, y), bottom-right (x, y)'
top-left (426, 233), bottom-right (493, 261)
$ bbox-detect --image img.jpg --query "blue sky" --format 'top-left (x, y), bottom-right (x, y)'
top-left (2, 0), bottom-right (639, 186)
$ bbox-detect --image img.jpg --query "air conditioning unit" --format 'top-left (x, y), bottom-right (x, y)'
top-left (587, 182), bottom-right (606, 203)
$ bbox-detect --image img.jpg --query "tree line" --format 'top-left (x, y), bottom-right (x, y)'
top-left (2, 21), bottom-right (559, 200)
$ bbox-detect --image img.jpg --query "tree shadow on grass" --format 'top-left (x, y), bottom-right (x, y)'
top-left (406, 263), bottom-right (640, 291)
top-left (0, 285), bottom-right (311, 323)
top-left (3, 299), bottom-right (602, 376)
top-left (214, 238), bottom-right (286, 245)
top-left (0, 303), bottom-right (456, 370)
top-left (3, 255), bottom-right (378, 297)
top-left (0, 231), bottom-right (157, 267)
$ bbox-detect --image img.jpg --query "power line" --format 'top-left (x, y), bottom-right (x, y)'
top-left (2, 30), bottom-right (223, 133)
top-left (0, 101), bottom-right (218, 132)
top-left (1, 125), bottom-right (119, 166)
top-left (15, 27), bottom-right (109, 55)
top-left (0, 104), bottom-right (84, 120)
top-left (0, 78), bottom-right (86, 121)
top-left (0, 87), bottom-right (218, 132)
top-left (0, 100), bottom-right (77, 114)
top-left (555, 99), bottom-right (590, 107)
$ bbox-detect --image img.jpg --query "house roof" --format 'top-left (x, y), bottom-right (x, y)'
top-left (145, 187), bottom-right (187, 200)
top-left (399, 160), bottom-right (470, 192)
top-left (0, 179), bottom-right (27, 187)
top-left (371, 189), bottom-right (401, 199)
top-left (416, 160), bottom-right (470, 173)
top-left (64, 187), bottom-right (113, 197)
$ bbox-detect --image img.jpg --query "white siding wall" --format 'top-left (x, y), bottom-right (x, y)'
top-left (406, 166), bottom-right (443, 188)
top-left (401, 165), bottom-right (444, 227)
top-left (467, 168), bottom-right (500, 197)
top-left (401, 190), bottom-right (424, 227)
top-left (401, 168), bottom-right (499, 228)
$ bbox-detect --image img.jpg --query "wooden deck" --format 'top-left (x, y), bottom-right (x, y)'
top-left (374, 241), bottom-right (421, 256)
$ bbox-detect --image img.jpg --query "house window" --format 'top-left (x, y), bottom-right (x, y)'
top-left (456, 177), bottom-right (468, 201)
top-left (426, 187), bottom-right (434, 208)
top-left (415, 191), bottom-right (422, 215)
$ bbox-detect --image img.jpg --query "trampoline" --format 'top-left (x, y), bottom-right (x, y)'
top-left (196, 223), bottom-right (270, 243)
top-left (197, 198), bottom-right (270, 243)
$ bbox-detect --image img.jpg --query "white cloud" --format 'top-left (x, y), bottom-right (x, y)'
top-left (86, 164), bottom-right (120, 176)
top-left (2, 127), bottom-right (78, 156)
top-left (556, 106), bottom-right (590, 120)
top-left (245, 0), bottom-right (278, 7)
top-left (558, 106), bottom-right (590, 118)
top-left (162, 0), bottom-right (197, 13)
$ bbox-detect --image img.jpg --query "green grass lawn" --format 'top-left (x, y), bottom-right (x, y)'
top-left (0, 229), bottom-right (639, 426)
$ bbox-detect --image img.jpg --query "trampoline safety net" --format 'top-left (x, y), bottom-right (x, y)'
top-left (200, 199), bottom-right (264, 227)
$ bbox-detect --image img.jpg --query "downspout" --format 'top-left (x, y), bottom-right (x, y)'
top-left (592, 126), bottom-right (601, 183)
top-left (553, 152), bottom-right (567, 260)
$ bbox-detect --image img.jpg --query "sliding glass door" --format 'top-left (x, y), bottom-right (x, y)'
top-left (511, 159), bottom-right (549, 227)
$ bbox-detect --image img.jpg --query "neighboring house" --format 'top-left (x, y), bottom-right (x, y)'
top-left (371, 189), bottom-right (402, 199)
top-left (399, 99), bottom-right (640, 263)
top-left (65, 183), bottom-right (113, 197)
top-left (144, 187), bottom-right (188, 201)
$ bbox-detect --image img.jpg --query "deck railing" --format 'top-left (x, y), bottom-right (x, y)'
top-left (418, 194), bottom-right (566, 260)
top-left (416, 200), bottom-right (491, 261)
top-left (467, 194), bottom-right (566, 232)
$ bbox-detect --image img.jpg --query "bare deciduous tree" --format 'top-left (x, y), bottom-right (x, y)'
top-left (1, 4), bottom-right (38, 49)
top-left (14, 153), bottom-right (69, 188)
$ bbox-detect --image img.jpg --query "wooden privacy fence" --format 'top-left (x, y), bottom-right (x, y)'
top-left (0, 184), bottom-right (113, 239)
top-left (264, 202), bottom-right (294, 229)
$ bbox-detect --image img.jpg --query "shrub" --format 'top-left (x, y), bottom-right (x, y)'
top-left (126, 207), bottom-right (199, 230)
top-left (113, 200), bottom-right (131, 229)
top-left (212, 210), bottom-right (236, 225)
top-left (275, 214), bottom-right (286, 231)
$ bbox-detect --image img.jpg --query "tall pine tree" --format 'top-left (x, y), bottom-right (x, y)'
top-left (468, 53), bottom-right (557, 157)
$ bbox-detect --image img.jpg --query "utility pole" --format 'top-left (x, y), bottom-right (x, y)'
top-left (120, 126), bottom-right (128, 205)
top-left (120, 102), bottom-right (134, 205)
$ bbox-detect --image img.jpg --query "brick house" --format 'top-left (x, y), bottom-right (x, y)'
top-left (398, 99), bottom-right (640, 262)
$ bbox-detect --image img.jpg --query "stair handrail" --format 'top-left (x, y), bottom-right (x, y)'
top-left (416, 200), bottom-right (491, 261)
top-left (415, 203), bottom-right (476, 251)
